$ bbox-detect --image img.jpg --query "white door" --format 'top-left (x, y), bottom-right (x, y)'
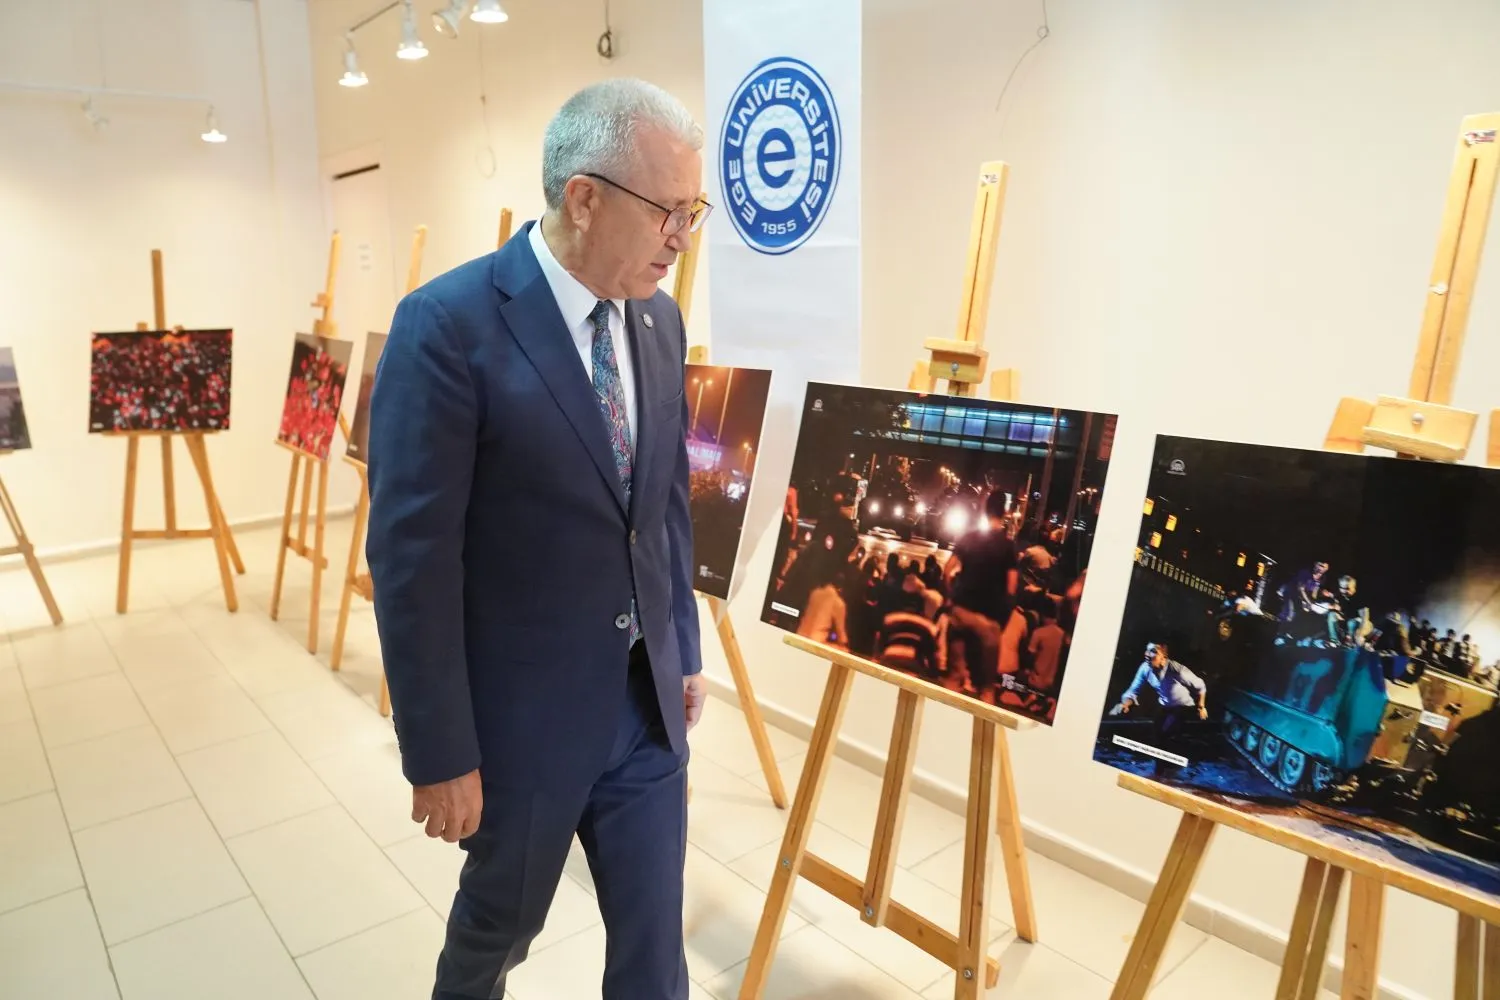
top-left (327, 163), bottom-right (398, 341)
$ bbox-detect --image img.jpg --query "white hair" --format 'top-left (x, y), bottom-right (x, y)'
top-left (541, 78), bottom-right (703, 210)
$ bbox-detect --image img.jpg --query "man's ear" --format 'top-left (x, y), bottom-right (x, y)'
top-left (564, 175), bottom-right (602, 233)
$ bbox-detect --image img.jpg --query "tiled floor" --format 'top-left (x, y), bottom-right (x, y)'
top-left (0, 518), bottom-right (1330, 999)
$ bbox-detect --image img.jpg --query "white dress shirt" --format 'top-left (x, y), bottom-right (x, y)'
top-left (528, 221), bottom-right (638, 442)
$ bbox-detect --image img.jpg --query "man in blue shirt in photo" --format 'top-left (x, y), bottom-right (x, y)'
top-left (1110, 642), bottom-right (1208, 756)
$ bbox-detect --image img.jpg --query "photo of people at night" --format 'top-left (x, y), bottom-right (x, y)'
top-left (344, 332), bottom-right (386, 465)
top-left (88, 330), bottom-right (233, 433)
top-left (761, 382), bottom-right (1118, 725)
top-left (276, 333), bottom-right (352, 461)
top-left (0, 348), bottom-right (31, 451)
top-left (685, 363), bottom-right (772, 601)
top-left (1095, 435), bottom-right (1500, 893)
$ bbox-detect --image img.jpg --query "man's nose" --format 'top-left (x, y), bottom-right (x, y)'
top-left (665, 228), bottom-right (692, 253)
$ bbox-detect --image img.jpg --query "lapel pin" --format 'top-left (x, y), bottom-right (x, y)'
top-left (642, 313), bottom-right (654, 329)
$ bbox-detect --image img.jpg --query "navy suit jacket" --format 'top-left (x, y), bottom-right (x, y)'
top-left (366, 222), bottom-right (702, 789)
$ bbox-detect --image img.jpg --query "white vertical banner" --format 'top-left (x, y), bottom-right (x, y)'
top-left (703, 0), bottom-right (861, 595)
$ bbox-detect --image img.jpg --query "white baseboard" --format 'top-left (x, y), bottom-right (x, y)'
top-left (4, 505), bottom-right (357, 568)
top-left (700, 674), bottom-right (1424, 1000)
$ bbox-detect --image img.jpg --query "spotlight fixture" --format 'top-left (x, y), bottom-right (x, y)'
top-left (396, 0), bottom-right (429, 60)
top-left (339, 33), bottom-right (369, 87)
top-left (81, 96), bottom-right (109, 132)
top-left (200, 106), bottom-right (227, 143)
top-left (432, 0), bottom-right (466, 37)
top-left (470, 0), bottom-right (508, 23)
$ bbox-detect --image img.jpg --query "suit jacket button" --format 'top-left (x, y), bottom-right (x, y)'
top-left (630, 529), bottom-right (638, 545)
top-left (614, 614), bottom-right (630, 630)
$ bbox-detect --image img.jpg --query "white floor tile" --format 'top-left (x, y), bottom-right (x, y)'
top-left (1150, 936), bottom-right (1336, 999)
top-left (0, 889), bottom-right (118, 999)
top-left (706, 923), bottom-right (926, 999)
top-left (29, 672), bottom-right (150, 749)
top-left (688, 697), bottom-right (806, 783)
top-left (506, 922), bottom-right (607, 999)
top-left (531, 870), bottom-right (603, 955)
top-left (12, 621), bottom-right (120, 691)
top-left (228, 804), bottom-right (425, 956)
top-left (0, 792), bottom-right (83, 914)
top-left (74, 798), bottom-right (250, 945)
top-left (178, 729), bottom-right (334, 838)
top-left (136, 674), bottom-right (272, 754)
top-left (258, 677), bottom-right (396, 763)
top-left (0, 662), bottom-right (30, 725)
top-left (48, 725), bottom-right (192, 831)
top-left (111, 629), bottom-right (231, 695)
top-left (0, 716), bottom-right (53, 805)
top-left (307, 739), bottom-right (418, 847)
top-left (298, 908), bottom-right (446, 1000)
top-left (687, 756), bottom-right (798, 865)
top-left (110, 897), bottom-right (314, 1000)
top-left (909, 842), bottom-right (1205, 985)
top-left (920, 940), bottom-right (1113, 999)
top-left (385, 832), bottom-right (467, 918)
top-left (684, 844), bottom-right (806, 983)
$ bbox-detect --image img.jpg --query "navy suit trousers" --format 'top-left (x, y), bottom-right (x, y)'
top-left (432, 644), bottom-right (689, 1000)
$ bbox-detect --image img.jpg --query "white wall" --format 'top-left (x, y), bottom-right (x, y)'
top-left (304, 2), bottom-right (1500, 996)
top-left (0, 0), bottom-right (338, 559)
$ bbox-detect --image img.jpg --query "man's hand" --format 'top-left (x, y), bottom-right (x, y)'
top-left (412, 768), bottom-right (483, 843)
top-left (1110, 699), bottom-right (1133, 717)
top-left (1198, 705), bottom-right (1209, 721)
top-left (684, 674), bottom-right (707, 732)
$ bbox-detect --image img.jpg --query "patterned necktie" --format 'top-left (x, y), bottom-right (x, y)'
top-left (588, 299), bottom-right (641, 645)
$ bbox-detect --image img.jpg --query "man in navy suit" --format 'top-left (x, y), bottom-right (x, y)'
top-left (365, 78), bottom-right (711, 999)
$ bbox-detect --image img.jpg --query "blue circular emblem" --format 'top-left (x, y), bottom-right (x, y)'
top-left (719, 56), bottom-right (842, 256)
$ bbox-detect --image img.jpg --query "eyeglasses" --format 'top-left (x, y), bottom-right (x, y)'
top-left (583, 172), bottom-right (713, 236)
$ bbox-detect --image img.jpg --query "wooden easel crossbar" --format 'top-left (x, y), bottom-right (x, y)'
top-left (1109, 111), bottom-right (1500, 1000)
top-left (739, 161), bottom-right (1038, 1000)
top-left (113, 249), bottom-right (244, 615)
top-left (0, 456), bottom-right (62, 626)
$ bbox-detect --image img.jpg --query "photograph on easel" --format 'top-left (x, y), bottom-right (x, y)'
top-left (0, 347), bottom-right (31, 450)
top-left (1094, 435), bottom-right (1500, 893)
top-left (761, 382), bottom-right (1118, 725)
top-left (276, 333), bottom-right (352, 461)
top-left (344, 332), bottom-right (386, 464)
top-left (685, 362), bottom-right (773, 600)
top-left (88, 329), bottom-right (233, 433)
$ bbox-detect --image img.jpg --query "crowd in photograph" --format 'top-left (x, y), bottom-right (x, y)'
top-left (89, 333), bottom-right (232, 432)
top-left (278, 341), bottom-right (348, 460)
top-left (772, 487), bottom-right (1088, 722)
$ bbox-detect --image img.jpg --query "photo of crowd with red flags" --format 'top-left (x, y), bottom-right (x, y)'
top-left (276, 333), bottom-right (352, 461)
top-left (88, 330), bottom-right (233, 433)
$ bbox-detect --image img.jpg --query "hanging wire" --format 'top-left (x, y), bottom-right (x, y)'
top-left (993, 0), bottom-right (1051, 113)
top-left (597, 0), bottom-right (615, 60)
top-left (474, 28), bottom-right (497, 178)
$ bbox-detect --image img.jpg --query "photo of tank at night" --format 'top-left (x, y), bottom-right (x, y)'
top-left (761, 382), bottom-right (1118, 726)
top-left (1095, 435), bottom-right (1500, 893)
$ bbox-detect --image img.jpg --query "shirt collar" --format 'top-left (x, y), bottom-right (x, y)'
top-left (528, 220), bottom-right (625, 330)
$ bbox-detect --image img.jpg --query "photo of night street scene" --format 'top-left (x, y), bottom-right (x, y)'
top-left (0, 348), bottom-right (31, 451)
top-left (685, 363), bottom-right (773, 601)
top-left (761, 382), bottom-right (1118, 725)
top-left (1095, 435), bottom-right (1500, 894)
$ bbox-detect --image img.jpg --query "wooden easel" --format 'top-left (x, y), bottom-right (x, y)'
top-left (330, 222), bottom-right (434, 716)
top-left (739, 161), bottom-right (1037, 999)
top-left (268, 232), bottom-right (357, 653)
top-left (114, 250), bottom-right (244, 615)
top-left (673, 213), bottom-right (788, 809)
top-left (0, 453), bottom-right (62, 626)
top-left (1109, 111), bottom-right (1500, 1000)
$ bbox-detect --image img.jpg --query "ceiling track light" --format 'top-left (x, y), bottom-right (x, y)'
top-left (432, 0), bottom-right (466, 37)
top-left (397, 0), bottom-right (429, 60)
top-left (471, 0), bottom-right (508, 24)
top-left (339, 33), bottom-right (369, 87)
top-left (81, 95), bottom-right (109, 131)
top-left (200, 105), bottom-right (227, 143)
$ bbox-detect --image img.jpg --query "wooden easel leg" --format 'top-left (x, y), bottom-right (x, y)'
top-left (331, 481), bottom-right (369, 672)
top-left (738, 663), bottom-right (856, 1000)
top-left (0, 475), bottom-right (62, 626)
top-left (863, 689), bottom-right (924, 926)
top-left (1483, 920), bottom-right (1500, 998)
top-left (705, 594), bottom-right (787, 809)
top-left (1340, 876), bottom-right (1384, 1000)
top-left (955, 718), bottom-right (1001, 1000)
top-left (298, 459), bottom-right (314, 551)
top-left (270, 454), bottom-right (299, 621)
top-left (116, 436), bottom-right (141, 614)
top-left (1456, 914), bottom-right (1480, 1000)
top-left (1108, 812), bottom-right (1216, 1000)
top-left (1274, 859), bottom-right (1345, 1000)
top-left (215, 497), bottom-right (244, 574)
top-left (378, 673), bottom-right (391, 717)
top-left (184, 434), bottom-right (237, 613)
top-left (307, 459), bottom-right (328, 653)
top-left (160, 436), bottom-right (177, 533)
top-left (993, 726), bottom-right (1036, 944)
